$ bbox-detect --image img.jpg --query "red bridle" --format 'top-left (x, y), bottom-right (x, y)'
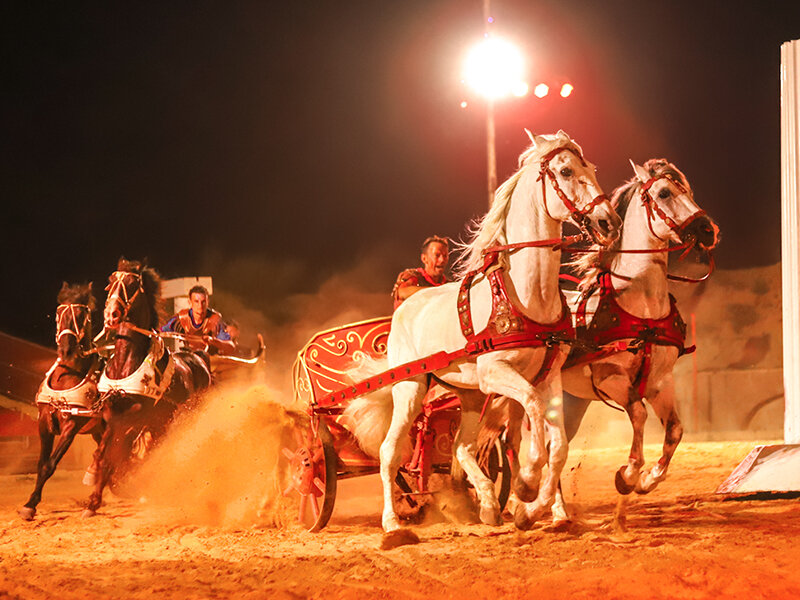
top-left (639, 173), bottom-right (707, 243)
top-left (537, 147), bottom-right (610, 229)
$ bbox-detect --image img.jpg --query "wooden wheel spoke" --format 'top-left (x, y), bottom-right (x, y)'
top-left (309, 493), bottom-right (320, 519)
top-left (298, 495), bottom-right (307, 522)
top-left (313, 476), bottom-right (326, 494)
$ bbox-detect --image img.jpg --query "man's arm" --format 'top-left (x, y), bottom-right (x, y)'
top-left (395, 284), bottom-right (426, 300)
top-left (205, 336), bottom-right (236, 355)
top-left (204, 318), bottom-right (236, 355)
top-left (392, 269), bottom-right (422, 307)
top-left (161, 315), bottom-right (179, 333)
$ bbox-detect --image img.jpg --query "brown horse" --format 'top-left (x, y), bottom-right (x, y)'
top-left (83, 259), bottom-right (211, 517)
top-left (19, 282), bottom-right (104, 520)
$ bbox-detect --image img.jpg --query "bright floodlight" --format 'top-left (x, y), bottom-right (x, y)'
top-left (534, 83), bottom-right (549, 98)
top-left (463, 37), bottom-right (527, 100)
top-left (560, 83), bottom-right (574, 98)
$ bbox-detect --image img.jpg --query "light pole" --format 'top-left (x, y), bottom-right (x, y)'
top-left (462, 27), bottom-right (528, 206)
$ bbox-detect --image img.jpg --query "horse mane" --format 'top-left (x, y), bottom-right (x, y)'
top-left (571, 158), bottom-right (691, 291)
top-left (453, 130), bottom-right (583, 278)
top-left (57, 282), bottom-right (96, 311)
top-left (116, 258), bottom-right (165, 330)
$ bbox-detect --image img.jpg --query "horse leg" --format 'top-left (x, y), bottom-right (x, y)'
top-left (636, 379), bottom-right (683, 494)
top-left (84, 404), bottom-right (123, 517)
top-left (379, 379), bottom-right (426, 532)
top-left (615, 390), bottom-right (647, 495)
top-left (478, 359), bottom-right (567, 529)
top-left (83, 429), bottom-right (104, 486)
top-left (19, 409), bottom-right (57, 520)
top-left (551, 392), bottom-right (592, 523)
top-left (452, 388), bottom-right (501, 526)
top-left (515, 378), bottom-right (570, 529)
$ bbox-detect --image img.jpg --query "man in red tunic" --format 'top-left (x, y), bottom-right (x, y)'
top-left (392, 235), bottom-right (450, 310)
top-left (162, 285), bottom-right (236, 355)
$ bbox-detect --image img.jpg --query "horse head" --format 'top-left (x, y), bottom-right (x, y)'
top-left (528, 130), bottom-right (622, 247)
top-left (630, 159), bottom-right (720, 251)
top-left (55, 281), bottom-right (95, 362)
top-left (103, 258), bottom-right (162, 332)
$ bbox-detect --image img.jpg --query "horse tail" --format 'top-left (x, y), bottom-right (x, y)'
top-left (340, 355), bottom-right (394, 458)
top-left (341, 389), bottom-right (394, 458)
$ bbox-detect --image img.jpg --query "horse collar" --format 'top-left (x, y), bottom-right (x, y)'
top-left (37, 359), bottom-right (101, 415)
top-left (457, 252), bottom-right (574, 383)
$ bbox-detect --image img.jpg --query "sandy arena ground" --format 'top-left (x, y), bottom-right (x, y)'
top-left (1, 387), bottom-right (799, 600)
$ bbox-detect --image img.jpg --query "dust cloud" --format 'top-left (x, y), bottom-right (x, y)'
top-left (202, 247), bottom-right (404, 404)
top-left (132, 383), bottom-right (307, 527)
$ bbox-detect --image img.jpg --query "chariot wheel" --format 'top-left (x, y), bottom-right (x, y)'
top-left (283, 418), bottom-right (338, 532)
top-left (394, 436), bottom-right (512, 521)
top-left (477, 437), bottom-right (512, 511)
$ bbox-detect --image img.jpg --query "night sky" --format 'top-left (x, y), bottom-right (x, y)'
top-left (2, 1), bottom-right (799, 346)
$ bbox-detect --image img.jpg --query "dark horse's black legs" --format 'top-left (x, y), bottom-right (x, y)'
top-left (19, 408), bottom-right (90, 520)
top-left (83, 397), bottom-right (146, 517)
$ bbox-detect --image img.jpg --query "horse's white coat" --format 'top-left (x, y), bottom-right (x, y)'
top-left (551, 160), bottom-right (720, 520)
top-left (377, 131), bottom-right (621, 531)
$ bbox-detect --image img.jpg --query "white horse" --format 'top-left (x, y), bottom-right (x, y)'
top-left (548, 159), bottom-right (718, 519)
top-left (378, 131), bottom-right (622, 532)
top-left (484, 160), bottom-right (719, 521)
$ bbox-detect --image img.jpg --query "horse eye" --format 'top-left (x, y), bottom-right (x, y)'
top-left (560, 167), bottom-right (573, 178)
top-left (658, 188), bottom-right (671, 199)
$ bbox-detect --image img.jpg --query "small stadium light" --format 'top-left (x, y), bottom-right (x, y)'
top-left (534, 83), bottom-right (549, 98)
top-left (560, 83), bottom-right (574, 98)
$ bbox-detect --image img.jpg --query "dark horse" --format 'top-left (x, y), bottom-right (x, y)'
top-left (83, 259), bottom-right (211, 517)
top-left (19, 282), bottom-right (104, 520)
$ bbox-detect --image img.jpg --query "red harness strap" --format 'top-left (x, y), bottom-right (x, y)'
top-left (567, 272), bottom-right (693, 398)
top-left (458, 251), bottom-right (575, 386)
top-left (314, 252), bottom-right (575, 409)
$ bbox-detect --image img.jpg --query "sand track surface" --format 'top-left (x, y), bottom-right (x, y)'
top-left (2, 438), bottom-right (800, 599)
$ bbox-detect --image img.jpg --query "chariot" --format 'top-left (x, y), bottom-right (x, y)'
top-left (287, 317), bottom-right (512, 531)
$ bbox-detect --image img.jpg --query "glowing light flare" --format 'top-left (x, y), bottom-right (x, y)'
top-left (512, 81), bottom-right (529, 97)
top-left (560, 83), bottom-right (574, 98)
top-left (460, 101), bottom-right (468, 108)
top-left (462, 37), bottom-right (528, 100)
top-left (534, 83), bottom-right (549, 98)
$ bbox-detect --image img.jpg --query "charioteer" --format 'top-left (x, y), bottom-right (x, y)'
top-left (161, 285), bottom-right (235, 355)
top-left (392, 235), bottom-right (451, 310)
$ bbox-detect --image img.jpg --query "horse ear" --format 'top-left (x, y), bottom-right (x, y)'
top-left (60, 281), bottom-right (69, 291)
top-left (630, 159), bottom-right (650, 183)
top-left (524, 128), bottom-right (536, 144)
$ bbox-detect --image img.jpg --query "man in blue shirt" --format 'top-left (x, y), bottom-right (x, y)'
top-left (162, 285), bottom-right (235, 355)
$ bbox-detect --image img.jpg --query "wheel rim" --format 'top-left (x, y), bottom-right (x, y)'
top-left (477, 438), bottom-right (512, 511)
top-left (283, 418), bottom-right (338, 531)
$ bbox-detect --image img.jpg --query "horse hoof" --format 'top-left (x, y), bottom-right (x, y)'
top-left (513, 503), bottom-right (534, 530)
top-left (513, 478), bottom-right (538, 503)
top-left (18, 507), bottom-right (36, 521)
top-left (81, 509), bottom-right (96, 519)
top-left (479, 506), bottom-right (502, 527)
top-left (382, 515), bottom-right (401, 533)
top-left (635, 478), bottom-right (656, 495)
top-left (614, 467), bottom-right (635, 495)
